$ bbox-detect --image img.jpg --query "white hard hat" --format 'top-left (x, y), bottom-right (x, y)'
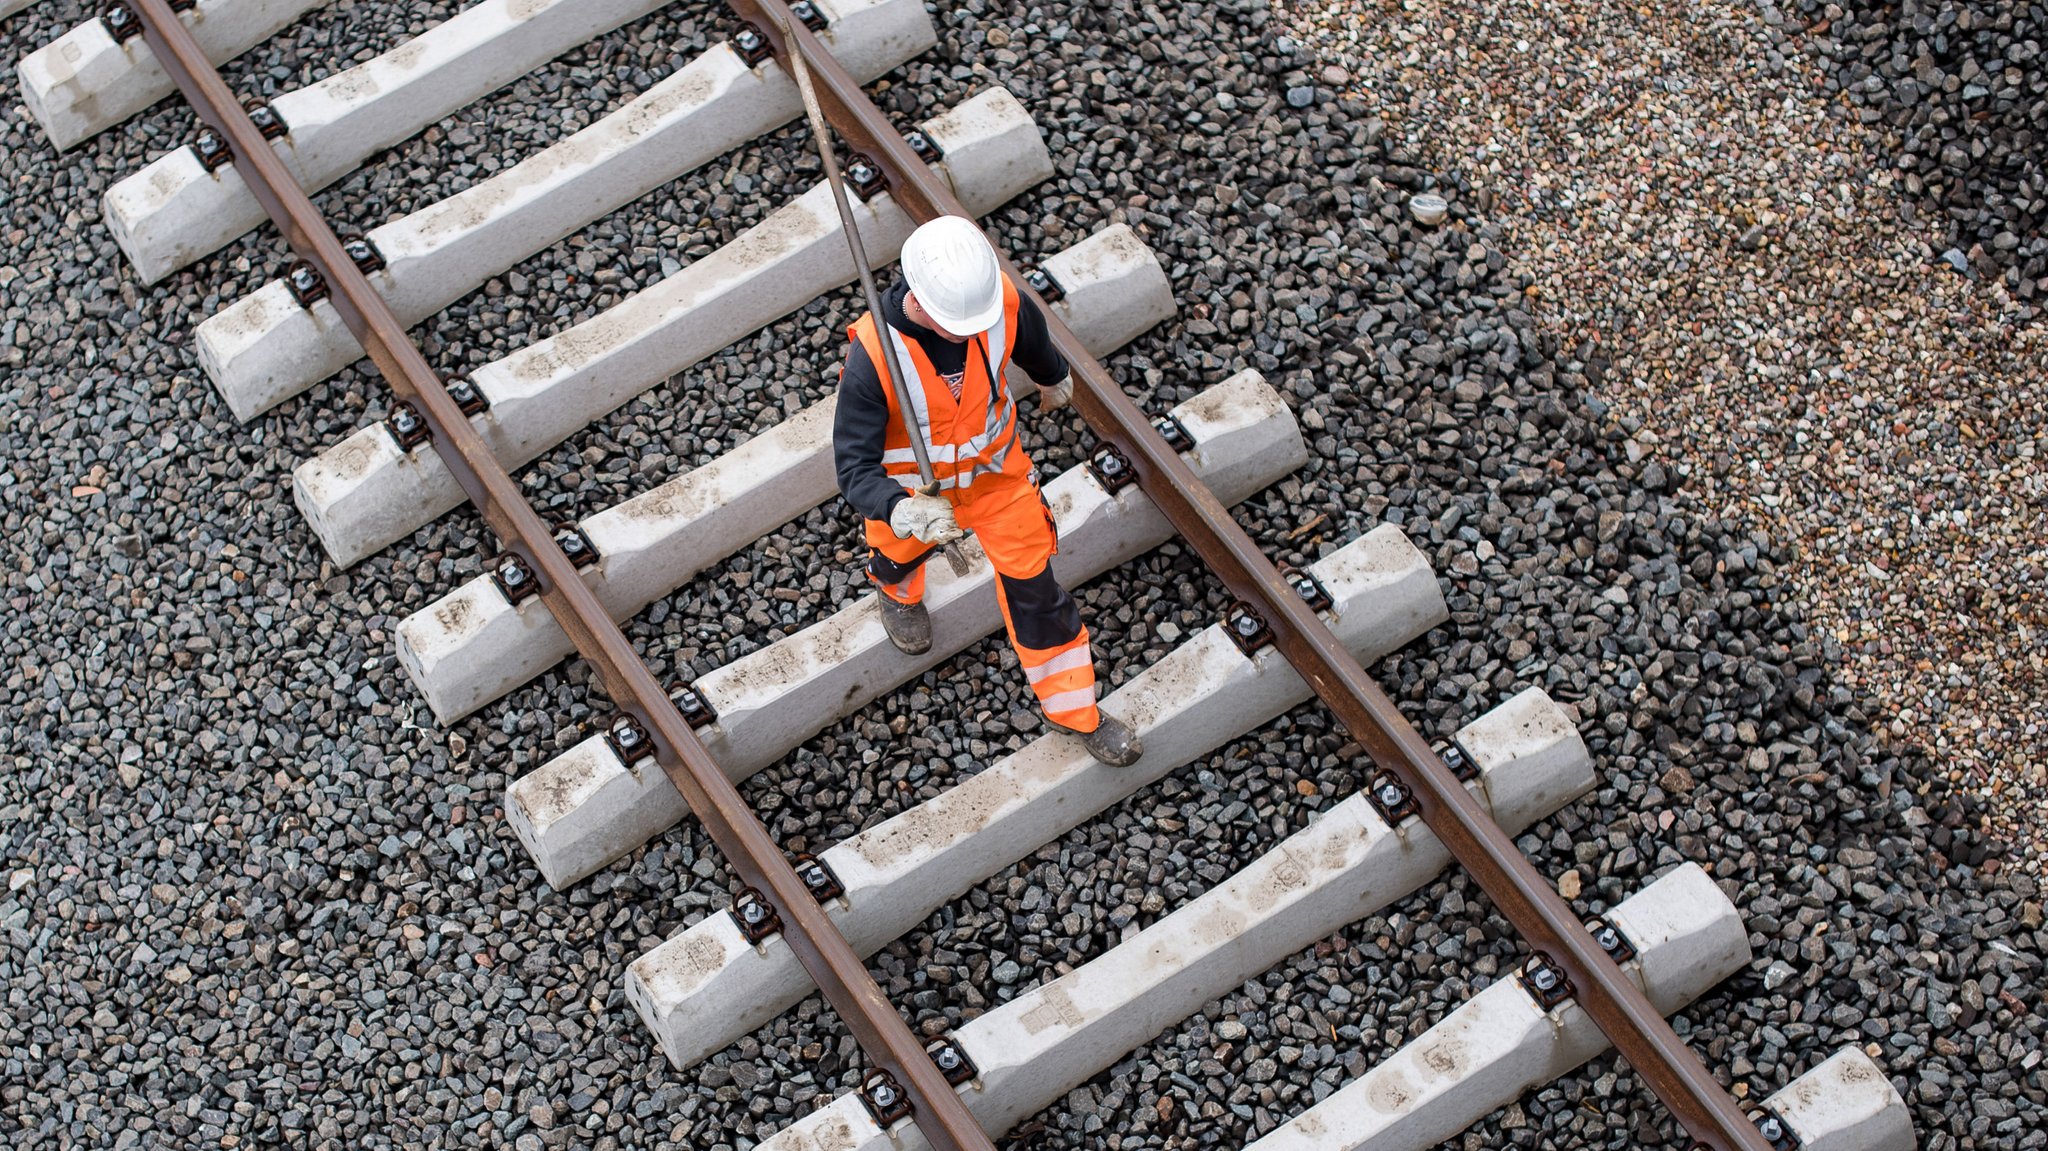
top-left (899, 216), bottom-right (1002, 335)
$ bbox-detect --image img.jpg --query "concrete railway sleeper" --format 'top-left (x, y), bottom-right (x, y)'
top-left (19, 0), bottom-right (329, 149)
top-left (91, 1), bottom-right (1921, 1149)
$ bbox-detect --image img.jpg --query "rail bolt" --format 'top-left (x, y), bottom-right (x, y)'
top-left (904, 129), bottom-right (944, 164)
top-left (791, 0), bottom-right (827, 30)
top-left (490, 554), bottom-right (540, 605)
top-left (1365, 770), bottom-right (1419, 825)
top-left (445, 375), bottom-right (488, 416)
top-left (668, 680), bottom-right (718, 727)
top-left (1153, 413), bottom-right (1194, 453)
top-left (793, 852), bottom-right (844, 902)
top-left (192, 131), bottom-right (234, 172)
top-left (386, 401), bottom-right (431, 449)
top-left (285, 261), bottom-right (328, 307)
top-left (844, 157), bottom-right (885, 201)
top-left (733, 25), bottom-right (772, 66)
top-left (731, 887), bottom-right (782, 944)
top-left (102, 4), bottom-right (143, 42)
top-left (1585, 916), bottom-right (1637, 963)
top-left (553, 522), bottom-right (600, 569)
top-left (1086, 445), bottom-right (1136, 493)
top-left (927, 1037), bottom-right (978, 1086)
top-left (858, 1071), bottom-right (913, 1127)
top-left (341, 235), bottom-right (386, 275)
top-left (1751, 1108), bottom-right (1799, 1150)
top-left (1518, 951), bottom-right (1575, 1010)
top-left (1223, 601), bottom-right (1272, 656)
top-left (246, 103), bottom-right (289, 141)
top-left (1281, 566), bottom-right (1333, 612)
top-left (1438, 740), bottom-right (1479, 782)
top-left (1022, 266), bottom-right (1066, 303)
top-left (603, 713), bottom-right (655, 766)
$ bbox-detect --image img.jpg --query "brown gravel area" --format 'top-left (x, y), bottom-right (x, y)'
top-left (1278, 0), bottom-right (2046, 869)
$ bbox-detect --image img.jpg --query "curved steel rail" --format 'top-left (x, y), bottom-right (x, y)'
top-left (121, 3), bottom-right (995, 1150)
top-left (721, 2), bottom-right (1775, 1148)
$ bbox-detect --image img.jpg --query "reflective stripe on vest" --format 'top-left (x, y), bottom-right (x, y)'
top-left (852, 280), bottom-right (1026, 495)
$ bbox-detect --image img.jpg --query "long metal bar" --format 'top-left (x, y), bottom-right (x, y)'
top-left (727, 3), bottom-right (1771, 1148)
top-left (768, 1), bottom-right (971, 576)
top-left (124, 5), bottom-right (994, 1150)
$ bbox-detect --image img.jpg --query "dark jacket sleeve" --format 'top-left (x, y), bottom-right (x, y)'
top-left (1009, 292), bottom-right (1069, 388)
top-left (833, 341), bottom-right (910, 524)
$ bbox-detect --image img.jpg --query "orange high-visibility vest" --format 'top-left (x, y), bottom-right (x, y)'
top-left (849, 278), bottom-right (1029, 498)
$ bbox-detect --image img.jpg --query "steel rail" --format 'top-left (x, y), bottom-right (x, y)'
top-left (727, 3), bottom-right (1772, 1147)
top-left (123, 4), bottom-right (995, 1150)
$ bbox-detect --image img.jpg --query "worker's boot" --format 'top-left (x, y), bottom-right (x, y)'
top-left (1051, 711), bottom-right (1144, 767)
top-left (878, 594), bottom-right (932, 655)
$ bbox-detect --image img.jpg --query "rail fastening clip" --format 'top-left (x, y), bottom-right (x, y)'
top-left (445, 375), bottom-right (489, 416)
top-left (602, 713), bottom-right (655, 767)
top-left (246, 102), bottom-right (289, 140)
top-left (386, 401), bottom-right (431, 450)
top-left (1087, 444), bottom-right (1137, 493)
top-left (859, 1070), bottom-right (913, 1127)
top-left (1364, 771), bottom-right (1419, 826)
top-left (1518, 950), bottom-right (1574, 1010)
top-left (731, 887), bottom-right (782, 945)
top-left (285, 261), bottom-right (327, 307)
top-left (667, 680), bottom-right (718, 728)
top-left (191, 131), bottom-right (234, 172)
top-left (1224, 601), bottom-right (1272, 656)
top-left (489, 553), bottom-right (540, 605)
top-left (554, 522), bottom-right (600, 569)
top-left (927, 1037), bottom-right (978, 1087)
top-left (792, 852), bottom-right (843, 902)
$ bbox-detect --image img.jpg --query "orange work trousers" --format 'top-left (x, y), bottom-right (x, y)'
top-left (865, 474), bottom-right (1101, 733)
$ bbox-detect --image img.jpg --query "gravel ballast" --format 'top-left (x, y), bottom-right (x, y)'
top-left (2, 1), bottom-right (2043, 1150)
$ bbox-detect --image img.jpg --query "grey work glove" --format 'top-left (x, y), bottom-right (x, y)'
top-left (889, 492), bottom-right (965, 545)
top-left (1038, 372), bottom-right (1074, 411)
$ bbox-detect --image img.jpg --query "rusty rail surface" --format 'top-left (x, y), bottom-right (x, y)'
top-left (122, 3), bottom-right (995, 1150)
top-left (725, 2), bottom-right (1774, 1148)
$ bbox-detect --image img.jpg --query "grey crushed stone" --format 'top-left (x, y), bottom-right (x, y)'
top-left (1, 1), bottom-right (2043, 1150)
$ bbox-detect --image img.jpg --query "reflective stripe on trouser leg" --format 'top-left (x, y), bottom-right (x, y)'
top-left (957, 476), bottom-right (1098, 732)
top-left (995, 566), bottom-right (1098, 733)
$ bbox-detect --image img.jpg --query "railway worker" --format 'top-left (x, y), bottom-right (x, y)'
top-left (831, 215), bottom-right (1143, 767)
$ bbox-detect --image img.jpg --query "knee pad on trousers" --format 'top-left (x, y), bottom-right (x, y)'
top-left (869, 544), bottom-right (939, 586)
top-left (998, 566), bottom-right (1083, 650)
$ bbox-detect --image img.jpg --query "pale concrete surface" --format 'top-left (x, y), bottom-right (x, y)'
top-left (396, 224), bottom-right (1171, 721)
top-left (1766, 1048), bottom-right (1914, 1151)
top-left (505, 370), bottom-right (1307, 888)
top-left (628, 524), bottom-right (1448, 1068)
top-left (21, 0), bottom-right (327, 150)
top-left (197, 0), bottom-right (936, 419)
top-left (104, 0), bottom-right (673, 283)
top-left (293, 87), bottom-right (1045, 566)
